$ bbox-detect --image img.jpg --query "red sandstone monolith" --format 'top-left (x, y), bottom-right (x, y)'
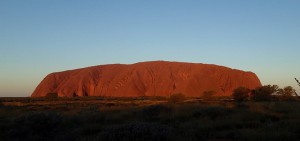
top-left (31, 61), bottom-right (261, 97)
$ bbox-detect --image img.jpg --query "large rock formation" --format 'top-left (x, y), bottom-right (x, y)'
top-left (31, 61), bottom-right (261, 97)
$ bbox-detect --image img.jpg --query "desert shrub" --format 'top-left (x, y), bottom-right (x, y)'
top-left (251, 85), bottom-right (275, 101)
top-left (76, 108), bottom-right (105, 124)
top-left (168, 93), bottom-right (186, 103)
top-left (232, 87), bottom-right (250, 102)
top-left (202, 90), bottom-right (216, 100)
top-left (143, 104), bottom-right (172, 119)
top-left (10, 112), bottom-right (63, 141)
top-left (45, 92), bottom-right (58, 100)
top-left (193, 106), bottom-right (233, 120)
top-left (99, 122), bottom-right (172, 141)
top-left (106, 102), bottom-right (116, 107)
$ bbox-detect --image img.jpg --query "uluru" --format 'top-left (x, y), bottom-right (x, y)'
top-left (31, 61), bottom-right (261, 97)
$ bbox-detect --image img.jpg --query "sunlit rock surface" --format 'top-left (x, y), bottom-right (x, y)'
top-left (32, 61), bottom-right (261, 97)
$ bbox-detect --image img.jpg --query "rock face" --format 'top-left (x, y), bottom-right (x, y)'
top-left (31, 61), bottom-right (261, 97)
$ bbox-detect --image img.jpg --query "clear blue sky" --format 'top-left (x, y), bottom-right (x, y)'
top-left (1, 0), bottom-right (300, 97)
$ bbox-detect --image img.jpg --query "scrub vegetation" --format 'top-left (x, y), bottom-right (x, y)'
top-left (0, 85), bottom-right (299, 141)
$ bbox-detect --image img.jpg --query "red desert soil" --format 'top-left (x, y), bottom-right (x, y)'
top-left (31, 61), bottom-right (261, 97)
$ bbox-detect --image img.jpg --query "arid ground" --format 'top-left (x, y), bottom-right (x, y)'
top-left (1, 97), bottom-right (300, 141)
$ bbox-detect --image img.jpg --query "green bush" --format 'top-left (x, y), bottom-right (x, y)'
top-left (232, 87), bottom-right (250, 102)
top-left (251, 85), bottom-right (275, 101)
top-left (168, 93), bottom-right (186, 103)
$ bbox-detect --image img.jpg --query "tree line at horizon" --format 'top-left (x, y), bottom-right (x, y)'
top-left (168, 85), bottom-right (299, 103)
top-left (44, 84), bottom-right (299, 102)
top-left (232, 85), bottom-right (298, 102)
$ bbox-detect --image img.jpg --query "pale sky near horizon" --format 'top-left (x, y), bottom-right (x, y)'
top-left (1, 0), bottom-right (300, 97)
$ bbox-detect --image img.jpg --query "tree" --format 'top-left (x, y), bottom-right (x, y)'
top-left (271, 85), bottom-right (280, 93)
top-left (202, 90), bottom-right (216, 100)
top-left (283, 86), bottom-right (297, 96)
top-left (278, 86), bottom-right (297, 101)
top-left (232, 87), bottom-right (250, 102)
top-left (251, 85), bottom-right (276, 101)
top-left (168, 93), bottom-right (186, 103)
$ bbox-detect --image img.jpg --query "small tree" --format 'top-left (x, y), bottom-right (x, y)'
top-left (232, 87), bottom-right (250, 102)
top-left (168, 93), bottom-right (186, 103)
top-left (251, 85), bottom-right (275, 101)
top-left (202, 90), bottom-right (216, 100)
top-left (278, 86), bottom-right (297, 101)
